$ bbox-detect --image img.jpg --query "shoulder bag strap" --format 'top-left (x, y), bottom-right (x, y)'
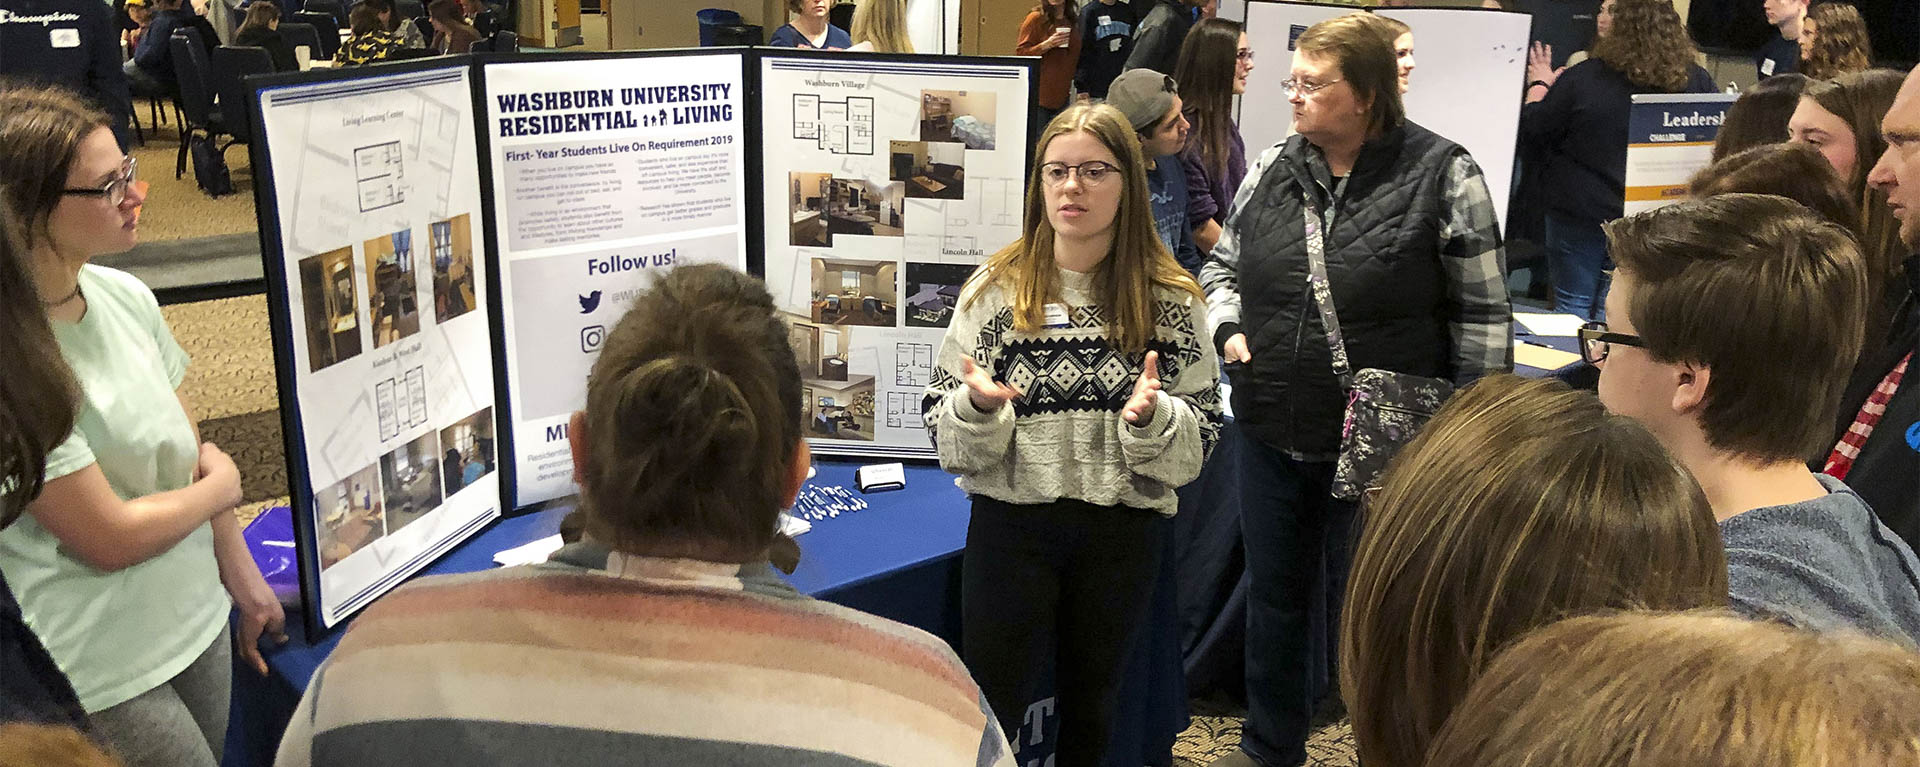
top-left (1300, 188), bottom-right (1353, 389)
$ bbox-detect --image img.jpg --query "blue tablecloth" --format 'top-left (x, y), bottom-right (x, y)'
top-left (228, 458), bottom-right (1188, 766)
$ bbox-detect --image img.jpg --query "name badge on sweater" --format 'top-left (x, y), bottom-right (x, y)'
top-left (1043, 303), bottom-right (1072, 328)
top-left (1761, 58), bottom-right (1776, 76)
top-left (51, 28), bottom-right (81, 48)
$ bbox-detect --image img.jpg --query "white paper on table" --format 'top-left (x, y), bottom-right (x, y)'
top-left (1514, 311), bottom-right (1588, 338)
top-left (779, 513), bottom-right (812, 537)
top-left (1514, 342), bottom-right (1583, 371)
top-left (493, 534), bottom-right (563, 567)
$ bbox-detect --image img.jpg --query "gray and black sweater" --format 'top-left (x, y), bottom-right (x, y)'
top-left (922, 267), bottom-right (1221, 514)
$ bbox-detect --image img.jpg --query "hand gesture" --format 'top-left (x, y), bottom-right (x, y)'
top-left (961, 356), bottom-right (1021, 413)
top-left (1044, 28), bottom-right (1071, 49)
top-left (1123, 351), bottom-right (1162, 425)
top-left (1527, 42), bottom-right (1564, 89)
top-left (1223, 333), bottom-right (1252, 364)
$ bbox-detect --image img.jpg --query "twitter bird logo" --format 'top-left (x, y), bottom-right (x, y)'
top-left (579, 290), bottom-right (602, 314)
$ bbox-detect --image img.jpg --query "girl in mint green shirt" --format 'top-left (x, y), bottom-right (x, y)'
top-left (0, 86), bottom-right (284, 767)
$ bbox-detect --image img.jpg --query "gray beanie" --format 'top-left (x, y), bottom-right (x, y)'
top-left (1105, 69), bottom-right (1179, 132)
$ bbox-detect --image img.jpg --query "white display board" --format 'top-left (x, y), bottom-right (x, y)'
top-left (1625, 93), bottom-right (1735, 216)
top-left (482, 54), bottom-right (750, 509)
top-left (1240, 1), bottom-right (1529, 226)
top-left (758, 52), bottom-right (1032, 459)
top-left (254, 65), bottom-right (502, 631)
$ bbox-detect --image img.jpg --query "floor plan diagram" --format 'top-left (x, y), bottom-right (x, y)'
top-left (793, 94), bottom-right (876, 155)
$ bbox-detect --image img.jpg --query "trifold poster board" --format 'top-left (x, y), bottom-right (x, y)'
top-left (759, 55), bottom-right (1033, 460)
top-left (1624, 93), bottom-right (1735, 216)
top-left (1240, 1), bottom-right (1529, 227)
top-left (248, 50), bottom-right (1033, 633)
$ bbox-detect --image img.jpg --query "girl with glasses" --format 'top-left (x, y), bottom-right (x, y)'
top-left (0, 85), bottom-right (280, 767)
top-left (923, 102), bottom-right (1219, 765)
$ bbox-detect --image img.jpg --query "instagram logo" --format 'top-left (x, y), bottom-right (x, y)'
top-left (580, 325), bottom-right (606, 353)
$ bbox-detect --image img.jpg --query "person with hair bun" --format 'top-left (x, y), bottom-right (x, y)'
top-left (278, 263), bottom-right (1017, 767)
top-left (924, 102), bottom-right (1219, 765)
top-left (1800, 2), bottom-right (1872, 81)
top-left (1341, 375), bottom-right (1727, 767)
top-left (1426, 612), bottom-right (1920, 767)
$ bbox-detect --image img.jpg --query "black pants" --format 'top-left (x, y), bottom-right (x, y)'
top-left (1239, 441), bottom-right (1359, 766)
top-left (962, 495), bottom-right (1164, 767)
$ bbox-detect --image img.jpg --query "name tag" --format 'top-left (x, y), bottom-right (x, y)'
top-left (51, 28), bottom-right (81, 48)
top-left (1043, 303), bottom-right (1072, 328)
top-left (1098, 14), bottom-right (1111, 25)
top-left (1761, 58), bottom-right (1776, 76)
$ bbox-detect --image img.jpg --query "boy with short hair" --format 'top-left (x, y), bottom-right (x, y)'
top-left (1757, 0), bottom-right (1807, 80)
top-left (1105, 68), bottom-right (1200, 272)
top-left (1594, 193), bottom-right (1920, 644)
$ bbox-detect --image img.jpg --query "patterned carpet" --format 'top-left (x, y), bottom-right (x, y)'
top-left (157, 290), bottom-right (1362, 764)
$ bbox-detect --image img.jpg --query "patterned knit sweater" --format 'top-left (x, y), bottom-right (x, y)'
top-left (922, 267), bottom-right (1222, 514)
top-left (276, 543), bottom-right (1016, 767)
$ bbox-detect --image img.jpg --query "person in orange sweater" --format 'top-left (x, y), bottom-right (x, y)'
top-left (1016, 0), bottom-right (1082, 144)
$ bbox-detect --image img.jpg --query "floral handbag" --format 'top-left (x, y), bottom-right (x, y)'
top-left (1299, 195), bottom-right (1455, 501)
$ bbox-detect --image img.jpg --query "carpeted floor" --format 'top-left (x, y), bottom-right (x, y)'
top-left (130, 121), bottom-right (258, 243)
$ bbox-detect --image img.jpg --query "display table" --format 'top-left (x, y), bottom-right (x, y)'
top-left (228, 458), bottom-right (1183, 766)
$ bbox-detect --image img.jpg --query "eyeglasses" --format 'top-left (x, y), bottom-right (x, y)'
top-left (1577, 321), bottom-right (1646, 364)
top-left (1039, 160), bottom-right (1119, 188)
top-left (1236, 49), bottom-right (1255, 62)
top-left (1281, 78), bottom-right (1341, 97)
top-left (61, 157), bottom-right (138, 207)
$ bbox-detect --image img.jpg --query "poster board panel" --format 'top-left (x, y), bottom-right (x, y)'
top-left (757, 50), bottom-right (1034, 459)
top-left (480, 52), bottom-right (752, 509)
top-left (251, 63), bottom-right (502, 633)
top-left (1625, 93), bottom-right (1734, 216)
top-left (1240, 2), bottom-right (1528, 227)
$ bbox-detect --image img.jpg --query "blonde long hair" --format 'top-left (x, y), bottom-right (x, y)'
top-left (850, 0), bottom-right (913, 53)
top-left (1340, 375), bottom-right (1728, 767)
top-left (967, 103), bottom-right (1203, 353)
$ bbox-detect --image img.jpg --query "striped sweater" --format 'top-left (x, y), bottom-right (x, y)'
top-left (275, 543), bottom-right (1016, 767)
top-left (922, 266), bottom-right (1222, 514)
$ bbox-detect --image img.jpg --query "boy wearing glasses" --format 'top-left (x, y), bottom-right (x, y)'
top-left (1593, 193), bottom-right (1920, 644)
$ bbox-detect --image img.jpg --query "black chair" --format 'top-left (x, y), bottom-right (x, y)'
top-left (169, 33), bottom-right (240, 181)
top-left (290, 11), bottom-right (340, 58)
top-left (470, 29), bottom-right (515, 52)
top-left (279, 21), bottom-right (324, 63)
top-left (210, 46), bottom-right (274, 144)
top-left (302, 0), bottom-right (347, 27)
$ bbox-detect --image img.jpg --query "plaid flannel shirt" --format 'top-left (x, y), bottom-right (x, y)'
top-left (1200, 140), bottom-right (1512, 385)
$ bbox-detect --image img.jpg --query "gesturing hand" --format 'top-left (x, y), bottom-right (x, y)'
top-left (1122, 351), bottom-right (1162, 425)
top-left (961, 356), bottom-right (1022, 413)
top-left (1527, 42), bottom-right (1564, 89)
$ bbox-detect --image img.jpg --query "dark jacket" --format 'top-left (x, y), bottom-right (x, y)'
top-left (1124, 0), bottom-right (1192, 75)
top-left (1073, 0), bottom-right (1136, 99)
top-left (0, 0), bottom-right (133, 148)
top-left (0, 567), bottom-right (88, 731)
top-left (1518, 58), bottom-right (1715, 225)
top-left (1223, 123), bottom-right (1493, 454)
top-left (235, 25), bottom-right (300, 72)
top-left (1830, 257), bottom-right (1920, 551)
top-left (132, 7), bottom-right (192, 80)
